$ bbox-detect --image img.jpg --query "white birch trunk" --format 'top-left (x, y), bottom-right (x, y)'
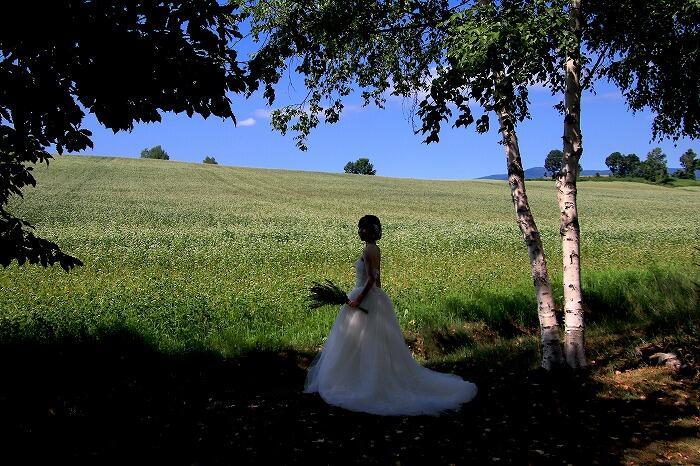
top-left (557, 0), bottom-right (586, 369)
top-left (497, 109), bottom-right (564, 370)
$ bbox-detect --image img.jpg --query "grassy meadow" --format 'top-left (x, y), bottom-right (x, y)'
top-left (3, 155), bottom-right (700, 463)
top-left (2, 155), bottom-right (698, 360)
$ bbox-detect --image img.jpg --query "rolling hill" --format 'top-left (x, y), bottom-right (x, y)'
top-left (2, 154), bottom-right (698, 354)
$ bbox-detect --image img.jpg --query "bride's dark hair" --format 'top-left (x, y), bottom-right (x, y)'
top-left (358, 215), bottom-right (382, 240)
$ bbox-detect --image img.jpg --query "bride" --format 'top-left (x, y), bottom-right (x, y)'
top-left (305, 215), bottom-right (477, 416)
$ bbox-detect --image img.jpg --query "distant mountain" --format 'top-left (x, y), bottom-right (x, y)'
top-left (669, 167), bottom-right (700, 178)
top-left (479, 166), bottom-right (612, 180)
top-left (479, 166), bottom-right (549, 180)
top-left (580, 169), bottom-right (613, 177)
top-left (478, 166), bottom-right (698, 180)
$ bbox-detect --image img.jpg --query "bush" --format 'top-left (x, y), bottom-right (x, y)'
top-left (344, 157), bottom-right (376, 175)
top-left (203, 156), bottom-right (218, 165)
top-left (140, 145), bottom-right (169, 160)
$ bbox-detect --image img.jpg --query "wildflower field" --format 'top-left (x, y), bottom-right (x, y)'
top-left (2, 155), bottom-right (698, 358)
top-left (3, 155), bottom-right (700, 464)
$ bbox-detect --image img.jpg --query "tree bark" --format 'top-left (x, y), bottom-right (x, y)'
top-left (497, 109), bottom-right (564, 370)
top-left (557, 0), bottom-right (586, 369)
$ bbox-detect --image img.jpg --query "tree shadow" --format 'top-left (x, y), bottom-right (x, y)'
top-left (443, 293), bottom-right (539, 339)
top-left (0, 324), bottom-right (697, 464)
top-left (442, 267), bottom-right (698, 339)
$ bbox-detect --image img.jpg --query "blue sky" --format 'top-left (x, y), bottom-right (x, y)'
top-left (79, 75), bottom-right (698, 180)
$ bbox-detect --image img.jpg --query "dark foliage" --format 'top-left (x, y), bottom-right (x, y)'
top-left (246, 0), bottom-right (460, 150)
top-left (203, 156), bottom-right (218, 165)
top-left (544, 149), bottom-right (563, 179)
top-left (0, 0), bottom-right (251, 270)
top-left (544, 149), bottom-right (582, 179)
top-left (344, 158), bottom-right (376, 175)
top-left (605, 152), bottom-right (641, 178)
top-left (141, 145), bottom-right (170, 160)
top-left (639, 147), bottom-right (670, 183)
top-left (604, 151), bottom-right (623, 176)
top-left (677, 149), bottom-right (698, 180)
top-left (586, 0), bottom-right (700, 141)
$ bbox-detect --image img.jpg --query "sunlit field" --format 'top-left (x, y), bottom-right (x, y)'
top-left (2, 155), bottom-right (699, 357)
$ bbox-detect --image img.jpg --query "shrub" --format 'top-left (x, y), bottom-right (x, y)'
top-left (140, 145), bottom-right (169, 160)
top-left (344, 157), bottom-right (376, 175)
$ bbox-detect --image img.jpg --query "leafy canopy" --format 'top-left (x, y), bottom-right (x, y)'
top-left (246, 0), bottom-right (451, 150)
top-left (246, 0), bottom-right (571, 148)
top-left (418, 0), bottom-right (570, 143)
top-left (586, 0), bottom-right (700, 141)
top-left (604, 152), bottom-right (623, 176)
top-left (247, 0), bottom-right (699, 150)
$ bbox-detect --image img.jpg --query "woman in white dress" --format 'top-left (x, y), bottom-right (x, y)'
top-left (305, 215), bottom-right (477, 416)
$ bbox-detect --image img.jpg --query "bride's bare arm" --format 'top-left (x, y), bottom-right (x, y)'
top-left (348, 245), bottom-right (380, 308)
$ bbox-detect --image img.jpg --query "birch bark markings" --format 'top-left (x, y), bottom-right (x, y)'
top-left (497, 109), bottom-right (564, 370)
top-left (558, 0), bottom-right (586, 368)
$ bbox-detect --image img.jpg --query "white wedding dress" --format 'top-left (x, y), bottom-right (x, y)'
top-left (304, 258), bottom-right (477, 416)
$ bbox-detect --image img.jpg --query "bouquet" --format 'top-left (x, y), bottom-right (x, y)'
top-left (308, 279), bottom-right (369, 314)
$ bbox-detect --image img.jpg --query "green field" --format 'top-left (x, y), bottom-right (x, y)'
top-left (2, 155), bottom-right (699, 358)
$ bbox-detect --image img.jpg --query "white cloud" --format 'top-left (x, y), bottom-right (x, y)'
top-left (238, 117), bottom-right (256, 127)
top-left (342, 103), bottom-right (366, 113)
top-left (253, 109), bottom-right (272, 119)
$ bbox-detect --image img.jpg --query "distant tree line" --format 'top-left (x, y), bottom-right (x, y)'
top-left (140, 148), bottom-right (221, 165)
top-left (605, 147), bottom-right (698, 182)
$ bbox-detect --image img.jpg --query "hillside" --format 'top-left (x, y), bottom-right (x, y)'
top-left (2, 155), bottom-right (699, 464)
top-left (2, 153), bottom-right (698, 350)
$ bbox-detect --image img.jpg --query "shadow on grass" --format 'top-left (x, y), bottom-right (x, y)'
top-left (439, 266), bottom-right (698, 340)
top-left (442, 292), bottom-right (538, 339)
top-left (1, 321), bottom-right (698, 464)
top-left (583, 267), bottom-right (698, 329)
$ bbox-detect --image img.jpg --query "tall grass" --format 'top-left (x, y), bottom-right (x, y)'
top-left (1, 155), bottom-right (698, 359)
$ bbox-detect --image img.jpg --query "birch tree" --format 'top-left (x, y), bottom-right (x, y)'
top-left (420, 1), bottom-right (568, 369)
top-left (554, 0), bottom-right (699, 368)
top-left (558, 0), bottom-right (586, 368)
top-left (246, 0), bottom-right (568, 369)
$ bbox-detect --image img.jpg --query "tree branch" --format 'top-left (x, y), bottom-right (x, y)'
top-left (581, 45), bottom-right (610, 90)
top-left (372, 0), bottom-right (475, 34)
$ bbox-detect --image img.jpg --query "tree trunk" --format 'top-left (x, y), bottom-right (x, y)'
top-left (557, 0), bottom-right (586, 369)
top-left (497, 109), bottom-right (564, 370)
